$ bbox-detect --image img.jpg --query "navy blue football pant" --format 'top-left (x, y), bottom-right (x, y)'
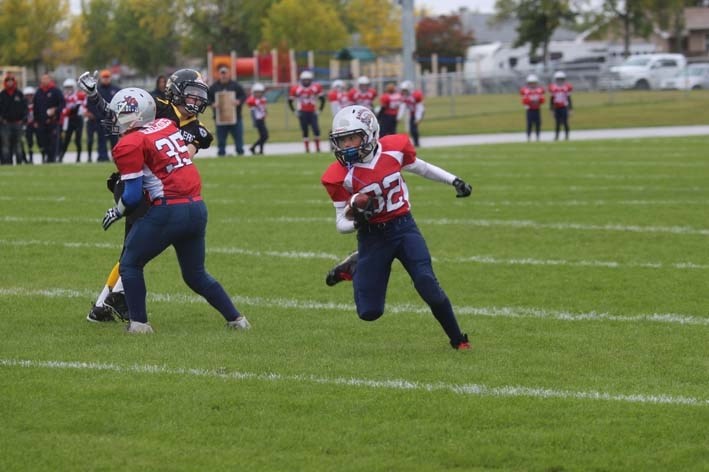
top-left (297, 111), bottom-right (320, 138)
top-left (554, 107), bottom-right (569, 140)
top-left (119, 199), bottom-right (241, 324)
top-left (526, 109), bottom-right (541, 139)
top-left (353, 213), bottom-right (465, 343)
top-left (408, 114), bottom-right (420, 147)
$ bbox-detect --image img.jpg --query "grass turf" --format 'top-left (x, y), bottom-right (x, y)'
top-left (1, 136), bottom-right (708, 471)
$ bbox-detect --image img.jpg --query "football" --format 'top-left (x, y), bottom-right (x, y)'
top-left (345, 192), bottom-right (372, 220)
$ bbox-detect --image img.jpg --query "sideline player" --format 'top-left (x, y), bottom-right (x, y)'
top-left (99, 87), bottom-right (249, 333)
top-left (288, 70), bottom-right (325, 153)
top-left (347, 76), bottom-right (377, 111)
top-left (549, 71), bottom-right (573, 141)
top-left (398, 80), bottom-right (424, 147)
top-left (321, 105), bottom-right (472, 350)
top-left (246, 82), bottom-right (268, 155)
top-left (520, 74), bottom-right (545, 142)
top-left (79, 69), bottom-right (213, 322)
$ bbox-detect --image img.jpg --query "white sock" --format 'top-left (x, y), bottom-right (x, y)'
top-left (95, 286), bottom-right (111, 306)
top-left (113, 277), bottom-right (124, 293)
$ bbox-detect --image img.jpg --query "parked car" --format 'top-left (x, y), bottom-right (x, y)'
top-left (659, 64), bottom-right (709, 90)
top-left (603, 53), bottom-right (687, 90)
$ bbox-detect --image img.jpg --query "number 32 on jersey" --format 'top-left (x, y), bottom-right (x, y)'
top-left (358, 172), bottom-right (409, 216)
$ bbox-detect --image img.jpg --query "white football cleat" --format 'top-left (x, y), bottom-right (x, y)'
top-left (126, 321), bottom-right (154, 334)
top-left (227, 316), bottom-right (251, 330)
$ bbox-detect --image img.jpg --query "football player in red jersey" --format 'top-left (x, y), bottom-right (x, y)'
top-left (549, 71), bottom-right (573, 141)
top-left (327, 79), bottom-right (350, 116)
top-left (377, 82), bottom-right (402, 137)
top-left (321, 105), bottom-right (472, 350)
top-left (520, 74), bottom-right (545, 142)
top-left (79, 69), bottom-right (214, 323)
top-left (398, 80), bottom-right (424, 147)
top-left (288, 70), bottom-right (325, 153)
top-left (246, 82), bottom-right (268, 155)
top-left (99, 88), bottom-right (250, 333)
top-left (347, 76), bottom-right (377, 110)
top-left (59, 78), bottom-right (86, 162)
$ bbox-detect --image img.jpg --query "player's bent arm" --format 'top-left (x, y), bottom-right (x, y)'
top-left (403, 157), bottom-right (456, 184)
top-left (334, 205), bottom-right (356, 234)
top-left (121, 177), bottom-right (144, 211)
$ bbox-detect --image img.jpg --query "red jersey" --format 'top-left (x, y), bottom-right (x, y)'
top-left (379, 92), bottom-right (403, 116)
top-left (112, 118), bottom-right (201, 201)
top-left (347, 87), bottom-right (377, 110)
top-left (520, 86), bottom-right (545, 110)
top-left (321, 134), bottom-right (416, 224)
top-left (289, 83), bottom-right (323, 112)
top-left (61, 90), bottom-right (87, 124)
top-left (327, 89), bottom-right (350, 115)
top-left (401, 90), bottom-right (424, 121)
top-left (549, 82), bottom-right (573, 108)
top-left (246, 94), bottom-right (267, 120)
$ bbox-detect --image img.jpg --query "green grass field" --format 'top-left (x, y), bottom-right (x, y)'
top-left (1, 136), bottom-right (708, 470)
top-left (232, 89), bottom-right (709, 144)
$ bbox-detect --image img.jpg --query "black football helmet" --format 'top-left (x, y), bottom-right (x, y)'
top-left (165, 69), bottom-right (209, 114)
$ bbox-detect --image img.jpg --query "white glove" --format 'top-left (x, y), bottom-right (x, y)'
top-left (78, 71), bottom-right (99, 97)
top-left (102, 197), bottom-right (127, 231)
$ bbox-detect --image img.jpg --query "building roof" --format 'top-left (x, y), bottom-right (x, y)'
top-left (461, 12), bottom-right (579, 44)
top-left (685, 7), bottom-right (709, 31)
top-left (335, 47), bottom-right (376, 62)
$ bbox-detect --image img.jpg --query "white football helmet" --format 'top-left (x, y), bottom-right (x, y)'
top-left (399, 80), bottom-right (413, 91)
top-left (106, 87), bottom-right (156, 135)
top-left (300, 70), bottom-right (314, 83)
top-left (22, 86), bottom-right (36, 96)
top-left (63, 78), bottom-right (77, 89)
top-left (330, 105), bottom-right (380, 167)
top-left (332, 79), bottom-right (345, 89)
top-left (357, 76), bottom-right (370, 87)
top-left (554, 71), bottom-right (566, 80)
top-left (252, 82), bottom-right (265, 93)
top-left (526, 74), bottom-right (539, 84)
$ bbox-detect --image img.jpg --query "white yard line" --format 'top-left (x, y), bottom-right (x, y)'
top-left (0, 358), bottom-right (705, 407)
top-left (1, 239), bottom-right (708, 270)
top-left (1, 287), bottom-right (707, 327)
top-left (4, 214), bottom-right (709, 236)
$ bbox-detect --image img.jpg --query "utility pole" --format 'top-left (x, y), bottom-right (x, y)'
top-left (400, 0), bottom-right (416, 82)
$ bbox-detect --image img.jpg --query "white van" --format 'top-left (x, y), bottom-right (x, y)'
top-left (606, 53), bottom-right (687, 90)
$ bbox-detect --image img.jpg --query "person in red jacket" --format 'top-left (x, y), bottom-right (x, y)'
top-left (520, 74), bottom-right (545, 142)
top-left (549, 71), bottom-right (573, 141)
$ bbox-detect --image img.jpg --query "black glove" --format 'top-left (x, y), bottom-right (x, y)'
top-left (106, 172), bottom-right (120, 193)
top-left (351, 195), bottom-right (375, 227)
top-left (452, 178), bottom-right (472, 198)
top-left (194, 125), bottom-right (213, 149)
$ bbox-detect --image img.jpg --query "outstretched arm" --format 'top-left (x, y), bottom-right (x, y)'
top-left (404, 157), bottom-right (472, 197)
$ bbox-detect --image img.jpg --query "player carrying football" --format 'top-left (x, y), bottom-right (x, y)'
top-left (321, 105), bottom-right (473, 350)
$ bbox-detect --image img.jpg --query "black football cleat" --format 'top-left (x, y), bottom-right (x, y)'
top-left (325, 251), bottom-right (358, 287)
top-left (86, 304), bottom-right (115, 323)
top-left (103, 291), bottom-right (129, 322)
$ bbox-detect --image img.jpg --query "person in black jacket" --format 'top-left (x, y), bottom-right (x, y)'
top-left (0, 74), bottom-right (28, 165)
top-left (33, 74), bottom-right (65, 163)
top-left (208, 66), bottom-right (247, 156)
